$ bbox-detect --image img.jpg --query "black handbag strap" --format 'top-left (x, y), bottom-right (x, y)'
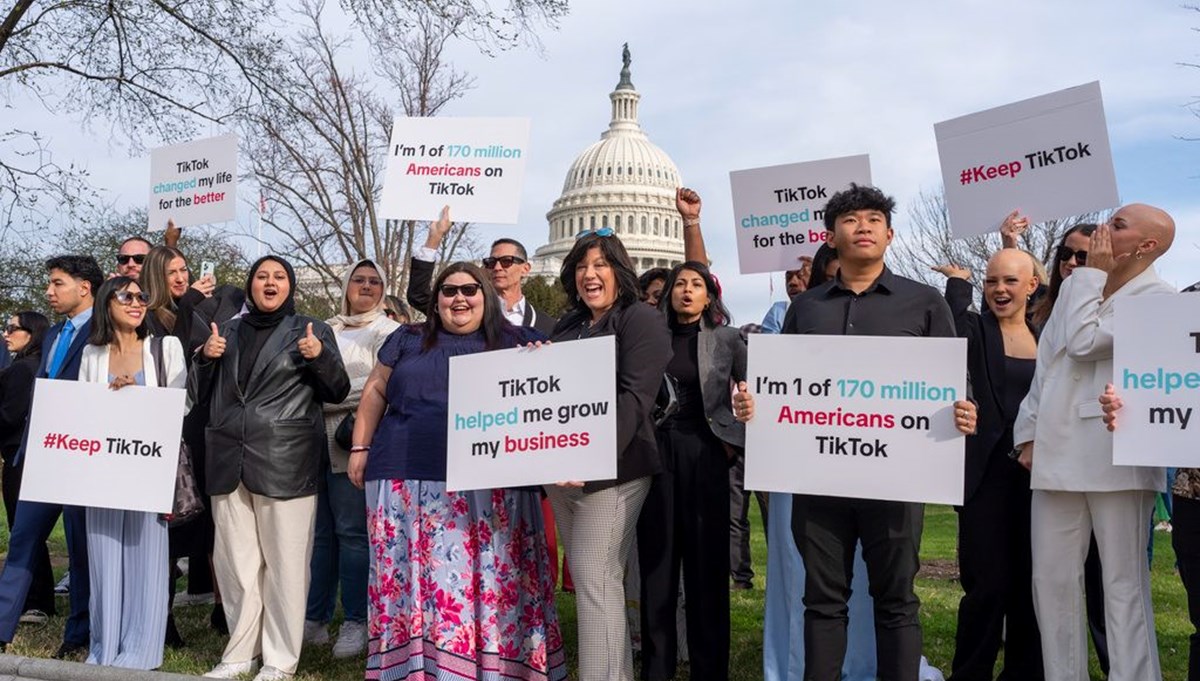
top-left (150, 336), bottom-right (166, 388)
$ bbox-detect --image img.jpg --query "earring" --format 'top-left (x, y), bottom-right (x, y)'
top-left (1136, 251), bottom-right (1143, 260)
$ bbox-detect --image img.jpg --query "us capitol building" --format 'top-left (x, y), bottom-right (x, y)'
top-left (529, 46), bottom-right (685, 277)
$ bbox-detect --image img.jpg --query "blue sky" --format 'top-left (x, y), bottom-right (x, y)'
top-left (10, 0), bottom-right (1199, 322)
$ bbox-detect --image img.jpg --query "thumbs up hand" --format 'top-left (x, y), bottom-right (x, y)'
top-left (203, 322), bottom-right (226, 359)
top-left (297, 321), bottom-right (322, 360)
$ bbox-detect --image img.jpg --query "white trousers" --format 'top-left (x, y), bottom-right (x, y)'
top-left (1030, 489), bottom-right (1160, 681)
top-left (546, 478), bottom-right (651, 681)
top-left (213, 484), bottom-right (317, 674)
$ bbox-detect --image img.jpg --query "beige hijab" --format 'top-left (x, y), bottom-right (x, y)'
top-left (327, 259), bottom-right (387, 331)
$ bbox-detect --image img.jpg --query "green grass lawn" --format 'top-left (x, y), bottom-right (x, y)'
top-left (0, 504), bottom-right (1191, 679)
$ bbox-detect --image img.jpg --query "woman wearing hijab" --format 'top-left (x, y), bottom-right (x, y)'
top-left (302, 260), bottom-right (398, 657)
top-left (190, 255), bottom-right (350, 681)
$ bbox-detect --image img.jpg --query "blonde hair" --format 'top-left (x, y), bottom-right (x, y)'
top-left (142, 245), bottom-right (187, 331)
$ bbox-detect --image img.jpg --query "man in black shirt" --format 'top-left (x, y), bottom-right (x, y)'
top-left (781, 184), bottom-right (976, 681)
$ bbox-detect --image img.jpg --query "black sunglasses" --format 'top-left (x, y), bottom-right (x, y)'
top-left (481, 255), bottom-right (526, 269)
top-left (439, 283), bottom-right (482, 298)
top-left (1056, 246), bottom-right (1088, 266)
top-left (116, 253), bottom-right (146, 265)
top-left (3, 324), bottom-right (28, 334)
top-left (114, 290), bottom-right (151, 306)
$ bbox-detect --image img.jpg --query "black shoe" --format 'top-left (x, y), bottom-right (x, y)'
top-left (52, 641), bottom-right (85, 659)
top-left (165, 613), bottom-right (186, 649)
top-left (210, 603), bottom-right (228, 635)
top-left (731, 580), bottom-right (754, 591)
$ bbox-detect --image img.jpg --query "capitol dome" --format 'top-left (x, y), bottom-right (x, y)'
top-left (531, 46), bottom-right (685, 276)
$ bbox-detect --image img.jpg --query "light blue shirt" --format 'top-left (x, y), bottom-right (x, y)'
top-left (761, 300), bottom-right (788, 335)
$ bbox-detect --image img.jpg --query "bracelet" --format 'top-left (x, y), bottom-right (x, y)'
top-left (683, 217), bottom-right (700, 226)
top-left (350, 445), bottom-right (370, 453)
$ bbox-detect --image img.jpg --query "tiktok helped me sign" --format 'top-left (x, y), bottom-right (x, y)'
top-left (21, 379), bottom-right (186, 513)
top-left (445, 337), bottom-right (617, 492)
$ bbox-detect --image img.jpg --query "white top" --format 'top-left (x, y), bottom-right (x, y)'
top-left (322, 315), bottom-right (400, 472)
top-left (1014, 266), bottom-right (1173, 492)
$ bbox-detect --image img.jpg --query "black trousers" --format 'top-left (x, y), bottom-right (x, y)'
top-left (1084, 533), bottom-right (1109, 675)
top-left (1, 457), bottom-right (55, 615)
top-left (1173, 494), bottom-right (1200, 681)
top-left (637, 423), bottom-right (730, 681)
top-left (792, 494), bottom-right (923, 681)
top-left (950, 453), bottom-right (1042, 681)
top-left (728, 453), bottom-right (769, 585)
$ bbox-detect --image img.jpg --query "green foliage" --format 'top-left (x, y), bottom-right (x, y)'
top-left (523, 275), bottom-right (568, 318)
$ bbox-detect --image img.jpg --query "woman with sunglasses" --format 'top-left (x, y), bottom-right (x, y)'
top-left (637, 261), bottom-right (743, 681)
top-left (541, 230), bottom-right (671, 681)
top-left (1030, 223), bottom-right (1096, 328)
top-left (0, 311), bottom-right (53, 622)
top-left (347, 262), bottom-right (566, 681)
top-left (302, 260), bottom-right (398, 658)
top-left (77, 276), bottom-right (185, 669)
top-left (191, 255), bottom-right (349, 681)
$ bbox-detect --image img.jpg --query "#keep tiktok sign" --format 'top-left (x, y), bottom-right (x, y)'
top-left (935, 81), bottom-right (1119, 239)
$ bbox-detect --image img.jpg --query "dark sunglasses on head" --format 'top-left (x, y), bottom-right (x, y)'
top-left (3, 324), bottom-right (28, 334)
top-left (1056, 246), bottom-right (1088, 266)
top-left (481, 255), bottom-right (526, 269)
top-left (439, 283), bottom-right (482, 298)
top-left (114, 290), bottom-right (150, 306)
top-left (575, 227), bottom-right (615, 240)
top-left (116, 254), bottom-right (146, 265)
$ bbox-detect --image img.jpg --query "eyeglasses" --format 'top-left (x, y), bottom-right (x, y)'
top-left (1056, 246), bottom-right (1088, 266)
top-left (350, 276), bottom-right (383, 287)
top-left (114, 290), bottom-right (150, 306)
top-left (481, 255), bottom-right (526, 269)
top-left (3, 324), bottom-right (28, 335)
top-left (116, 254), bottom-right (146, 265)
top-left (575, 227), bottom-right (615, 240)
top-left (439, 283), bottom-right (482, 298)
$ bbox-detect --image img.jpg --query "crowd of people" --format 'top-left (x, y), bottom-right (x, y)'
top-left (0, 182), bottom-right (1193, 681)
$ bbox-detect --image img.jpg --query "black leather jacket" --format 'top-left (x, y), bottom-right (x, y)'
top-left (189, 315), bottom-right (350, 499)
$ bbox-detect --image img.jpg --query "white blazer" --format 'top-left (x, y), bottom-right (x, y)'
top-left (79, 335), bottom-right (187, 391)
top-left (1014, 266), bottom-right (1173, 492)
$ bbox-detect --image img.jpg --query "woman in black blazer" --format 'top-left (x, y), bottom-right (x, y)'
top-left (936, 250), bottom-right (1043, 681)
top-left (0, 311), bottom-right (52, 619)
top-left (638, 261), bottom-right (745, 681)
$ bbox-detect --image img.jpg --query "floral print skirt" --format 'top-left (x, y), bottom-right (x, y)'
top-left (366, 480), bottom-right (567, 681)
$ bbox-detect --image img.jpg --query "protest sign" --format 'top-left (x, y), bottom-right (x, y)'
top-left (148, 133), bottom-right (238, 230)
top-left (21, 379), bottom-right (186, 513)
top-left (744, 334), bottom-right (967, 505)
top-left (935, 81), bottom-right (1118, 239)
top-left (380, 117), bottom-right (531, 224)
top-left (1113, 294), bottom-right (1200, 466)
top-left (446, 336), bottom-right (617, 491)
top-left (729, 155), bottom-right (871, 274)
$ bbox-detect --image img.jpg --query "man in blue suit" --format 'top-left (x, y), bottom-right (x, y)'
top-left (0, 255), bottom-right (102, 658)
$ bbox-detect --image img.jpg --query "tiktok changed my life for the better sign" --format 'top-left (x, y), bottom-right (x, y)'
top-left (744, 334), bottom-right (968, 505)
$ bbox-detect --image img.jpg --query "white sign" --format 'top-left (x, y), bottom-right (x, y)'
top-left (148, 133), bottom-right (238, 230)
top-left (1113, 294), bottom-right (1200, 466)
top-left (380, 117), bottom-right (531, 224)
top-left (446, 337), bottom-right (617, 492)
top-left (729, 155), bottom-right (872, 274)
top-left (935, 81), bottom-right (1119, 239)
top-left (21, 379), bottom-right (187, 513)
top-left (745, 334), bottom-right (967, 505)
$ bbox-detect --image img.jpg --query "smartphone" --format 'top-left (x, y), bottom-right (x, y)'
top-left (200, 260), bottom-right (216, 280)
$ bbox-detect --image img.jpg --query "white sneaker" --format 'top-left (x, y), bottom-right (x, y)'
top-left (19, 609), bottom-right (49, 625)
top-left (174, 591), bottom-right (216, 607)
top-left (302, 619), bottom-right (329, 646)
top-left (203, 660), bottom-right (260, 678)
top-left (54, 573), bottom-right (70, 595)
top-left (253, 666), bottom-right (293, 681)
top-left (332, 620), bottom-right (367, 659)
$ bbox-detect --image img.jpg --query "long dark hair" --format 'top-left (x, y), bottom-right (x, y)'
top-left (1030, 223), bottom-right (1096, 327)
top-left (10, 311), bottom-right (50, 360)
top-left (558, 234), bottom-right (641, 319)
top-left (659, 261), bottom-right (732, 328)
top-left (422, 262), bottom-right (513, 351)
top-left (88, 276), bottom-right (149, 346)
top-left (808, 242), bottom-right (839, 289)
